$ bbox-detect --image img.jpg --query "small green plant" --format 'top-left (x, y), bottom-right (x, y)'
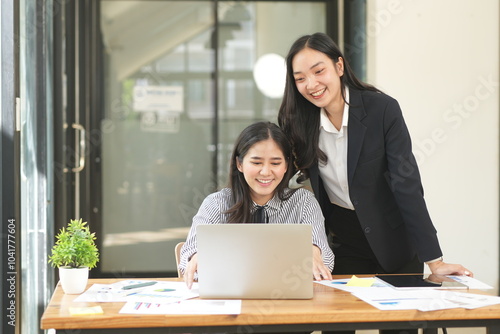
top-left (48, 219), bottom-right (99, 269)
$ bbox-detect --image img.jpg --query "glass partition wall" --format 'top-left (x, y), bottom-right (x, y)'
top-left (100, 1), bottom-right (327, 275)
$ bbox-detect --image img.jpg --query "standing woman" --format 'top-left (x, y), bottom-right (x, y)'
top-left (278, 33), bottom-right (472, 334)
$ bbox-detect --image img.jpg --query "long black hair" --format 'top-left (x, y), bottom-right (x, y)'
top-left (278, 32), bottom-right (380, 181)
top-left (226, 121), bottom-right (296, 223)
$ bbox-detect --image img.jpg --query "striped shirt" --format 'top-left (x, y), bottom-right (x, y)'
top-left (179, 187), bottom-right (335, 273)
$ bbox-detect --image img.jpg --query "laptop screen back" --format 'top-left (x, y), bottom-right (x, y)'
top-left (197, 224), bottom-right (313, 299)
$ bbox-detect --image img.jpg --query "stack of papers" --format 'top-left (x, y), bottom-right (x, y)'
top-left (73, 280), bottom-right (241, 315)
top-left (316, 276), bottom-right (499, 312)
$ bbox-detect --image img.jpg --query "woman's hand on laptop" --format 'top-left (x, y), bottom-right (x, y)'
top-left (184, 253), bottom-right (198, 289)
top-left (312, 246), bottom-right (332, 281)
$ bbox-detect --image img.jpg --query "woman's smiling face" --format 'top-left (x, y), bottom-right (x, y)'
top-left (292, 47), bottom-right (344, 113)
top-left (236, 138), bottom-right (287, 205)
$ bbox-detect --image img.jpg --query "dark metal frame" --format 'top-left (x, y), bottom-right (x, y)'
top-left (81, 1), bottom-right (105, 279)
top-left (53, 0), bottom-right (73, 238)
top-left (1, 1), bottom-right (20, 333)
top-left (343, 0), bottom-right (367, 80)
top-left (53, 0), bottom-right (104, 279)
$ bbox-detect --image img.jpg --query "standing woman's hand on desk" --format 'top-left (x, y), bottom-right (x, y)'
top-left (313, 245), bottom-right (333, 281)
top-left (184, 253), bottom-right (198, 289)
top-left (427, 259), bottom-right (474, 277)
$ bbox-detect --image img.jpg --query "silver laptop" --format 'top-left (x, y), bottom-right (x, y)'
top-left (197, 224), bottom-right (313, 299)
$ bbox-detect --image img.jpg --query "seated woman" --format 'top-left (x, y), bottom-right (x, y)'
top-left (179, 121), bottom-right (334, 288)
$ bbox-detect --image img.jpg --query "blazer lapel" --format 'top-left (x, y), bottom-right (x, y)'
top-left (347, 89), bottom-right (367, 184)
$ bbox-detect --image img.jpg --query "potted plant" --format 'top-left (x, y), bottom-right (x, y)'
top-left (48, 218), bottom-right (99, 294)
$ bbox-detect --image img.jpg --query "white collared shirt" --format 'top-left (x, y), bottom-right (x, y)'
top-left (318, 88), bottom-right (354, 210)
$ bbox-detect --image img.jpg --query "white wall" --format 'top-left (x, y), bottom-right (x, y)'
top-left (367, 0), bottom-right (499, 290)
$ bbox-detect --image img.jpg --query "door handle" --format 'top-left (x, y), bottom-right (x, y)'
top-left (64, 123), bottom-right (86, 173)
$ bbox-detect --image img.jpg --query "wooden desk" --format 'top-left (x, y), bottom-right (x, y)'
top-left (41, 277), bottom-right (500, 333)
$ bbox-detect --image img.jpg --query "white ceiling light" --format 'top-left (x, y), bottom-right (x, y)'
top-left (253, 53), bottom-right (286, 99)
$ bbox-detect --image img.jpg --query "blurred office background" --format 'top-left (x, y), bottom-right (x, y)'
top-left (0, 0), bottom-right (498, 333)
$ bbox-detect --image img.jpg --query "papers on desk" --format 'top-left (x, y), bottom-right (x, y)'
top-left (352, 287), bottom-right (500, 312)
top-left (445, 275), bottom-right (494, 290)
top-left (73, 280), bottom-right (242, 315)
top-left (74, 280), bottom-right (199, 303)
top-left (119, 299), bottom-right (242, 315)
top-left (317, 275), bottom-right (499, 312)
top-left (122, 281), bottom-right (200, 303)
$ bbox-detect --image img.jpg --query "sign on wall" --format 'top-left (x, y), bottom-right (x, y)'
top-left (133, 85), bottom-right (184, 112)
top-left (133, 85), bottom-right (184, 133)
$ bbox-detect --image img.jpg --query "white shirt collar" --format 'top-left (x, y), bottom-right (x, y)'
top-left (319, 87), bottom-right (350, 133)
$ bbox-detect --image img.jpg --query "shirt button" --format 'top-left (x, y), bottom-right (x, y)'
top-left (364, 227), bottom-right (371, 234)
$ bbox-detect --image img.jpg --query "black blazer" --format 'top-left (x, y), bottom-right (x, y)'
top-left (309, 88), bottom-right (443, 272)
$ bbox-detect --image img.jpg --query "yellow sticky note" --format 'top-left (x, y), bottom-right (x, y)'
top-left (345, 275), bottom-right (375, 287)
top-left (69, 305), bottom-right (104, 316)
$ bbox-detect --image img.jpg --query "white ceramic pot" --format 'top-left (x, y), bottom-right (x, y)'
top-left (59, 266), bottom-right (89, 294)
